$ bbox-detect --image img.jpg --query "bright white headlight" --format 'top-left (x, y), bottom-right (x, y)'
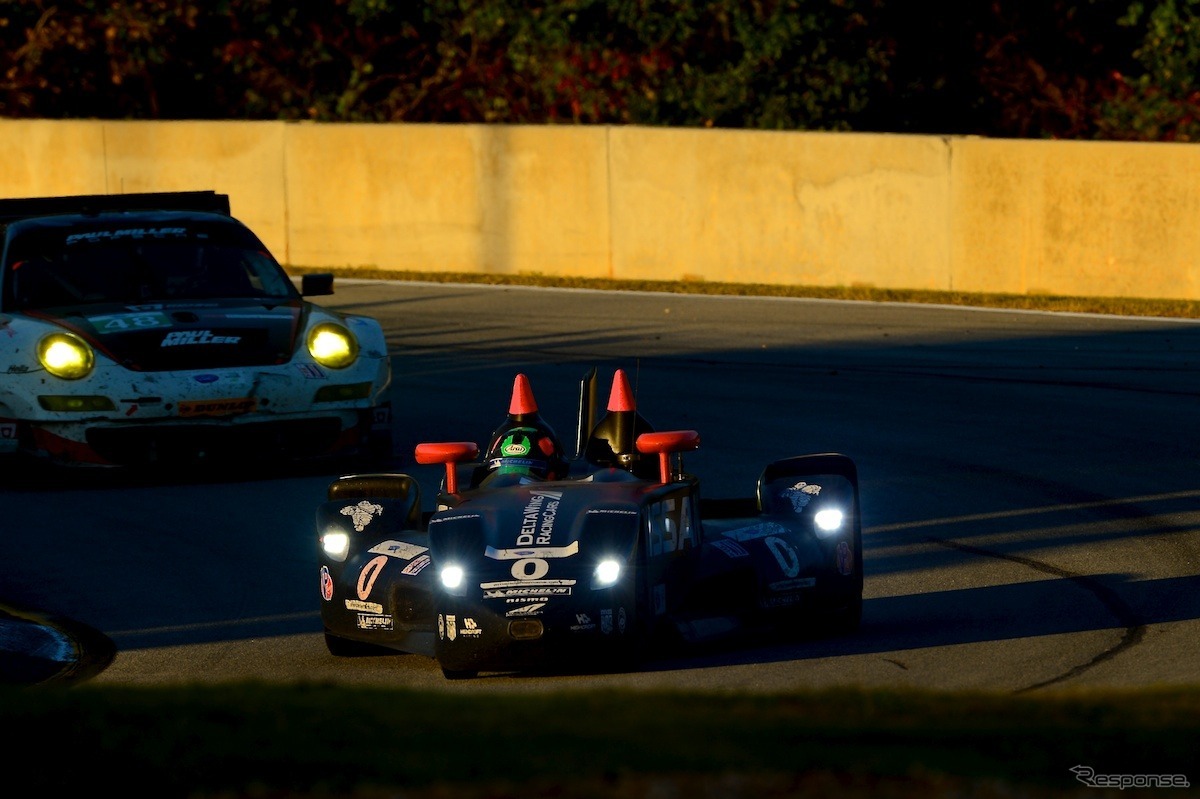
top-left (814, 508), bottom-right (845, 533)
top-left (440, 565), bottom-right (464, 590)
top-left (322, 531), bottom-right (350, 561)
top-left (594, 558), bottom-right (621, 587)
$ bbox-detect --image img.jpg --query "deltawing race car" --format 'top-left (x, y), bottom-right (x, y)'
top-left (318, 367), bottom-right (862, 679)
top-left (0, 191), bottom-right (392, 468)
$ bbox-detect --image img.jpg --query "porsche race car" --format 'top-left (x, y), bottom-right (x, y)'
top-left (317, 367), bottom-right (862, 679)
top-left (0, 191), bottom-right (392, 468)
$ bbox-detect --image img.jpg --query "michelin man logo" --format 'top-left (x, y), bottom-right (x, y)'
top-left (782, 481), bottom-right (821, 511)
top-left (340, 500), bottom-right (384, 531)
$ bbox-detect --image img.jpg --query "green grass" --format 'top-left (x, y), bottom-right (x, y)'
top-left (288, 265), bottom-right (1200, 320)
top-left (4, 683), bottom-right (1197, 797)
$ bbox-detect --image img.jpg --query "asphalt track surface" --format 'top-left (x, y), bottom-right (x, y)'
top-left (3, 279), bottom-right (1200, 693)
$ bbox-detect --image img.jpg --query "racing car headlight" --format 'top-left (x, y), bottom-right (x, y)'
top-left (321, 531), bottom-right (350, 562)
top-left (37, 332), bottom-right (95, 380)
top-left (440, 564), bottom-right (465, 590)
top-left (307, 323), bottom-right (359, 369)
top-left (593, 558), bottom-right (622, 588)
top-left (814, 508), bottom-right (845, 534)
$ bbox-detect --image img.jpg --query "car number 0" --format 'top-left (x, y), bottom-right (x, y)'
top-left (511, 558), bottom-right (549, 581)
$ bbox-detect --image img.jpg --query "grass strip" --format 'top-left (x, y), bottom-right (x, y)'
top-left (3, 684), bottom-right (1196, 796)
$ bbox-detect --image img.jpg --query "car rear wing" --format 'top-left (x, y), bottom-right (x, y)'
top-left (0, 190), bottom-right (231, 224)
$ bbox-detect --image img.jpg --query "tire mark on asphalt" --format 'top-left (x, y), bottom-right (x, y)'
top-left (928, 537), bottom-right (1145, 693)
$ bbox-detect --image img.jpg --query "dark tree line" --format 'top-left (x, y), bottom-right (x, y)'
top-left (2, 0), bottom-right (1198, 140)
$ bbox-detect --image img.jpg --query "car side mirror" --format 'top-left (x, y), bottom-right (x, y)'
top-left (301, 272), bottom-right (334, 296)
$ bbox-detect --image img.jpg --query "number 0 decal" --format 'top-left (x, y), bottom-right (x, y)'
top-left (511, 558), bottom-right (550, 580)
top-left (765, 536), bottom-right (800, 578)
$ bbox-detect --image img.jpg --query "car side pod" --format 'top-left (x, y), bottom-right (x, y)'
top-left (414, 441), bottom-right (480, 494)
top-left (634, 430), bottom-right (700, 483)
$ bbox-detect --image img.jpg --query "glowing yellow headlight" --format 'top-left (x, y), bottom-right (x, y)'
top-left (37, 332), bottom-right (95, 379)
top-left (307, 323), bottom-right (359, 369)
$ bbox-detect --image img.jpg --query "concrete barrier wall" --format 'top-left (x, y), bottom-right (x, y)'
top-left (1, 119), bottom-right (1196, 300)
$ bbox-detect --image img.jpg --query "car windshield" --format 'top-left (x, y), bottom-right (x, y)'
top-left (4, 220), bottom-right (299, 310)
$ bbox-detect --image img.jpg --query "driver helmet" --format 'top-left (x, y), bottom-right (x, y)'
top-left (484, 424), bottom-right (567, 481)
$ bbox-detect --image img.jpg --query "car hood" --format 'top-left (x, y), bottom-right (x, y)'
top-left (430, 480), bottom-right (649, 572)
top-left (30, 298), bottom-right (308, 371)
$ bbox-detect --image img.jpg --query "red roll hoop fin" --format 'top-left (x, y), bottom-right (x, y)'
top-left (607, 368), bottom-right (636, 412)
top-left (510, 373), bottom-right (539, 416)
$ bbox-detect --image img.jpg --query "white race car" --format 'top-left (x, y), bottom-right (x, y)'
top-left (0, 191), bottom-right (392, 468)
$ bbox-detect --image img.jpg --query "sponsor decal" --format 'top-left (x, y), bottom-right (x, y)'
top-left (341, 500), bottom-right (384, 531)
top-left (460, 617), bottom-right (482, 637)
top-left (569, 612), bottom-right (596, 631)
top-left (177, 397), bottom-right (256, 417)
top-left (768, 577), bottom-right (817, 591)
top-left (600, 608), bottom-right (612, 635)
top-left (296, 363), bottom-right (325, 379)
top-left (446, 614), bottom-right (457, 641)
top-left (516, 489), bottom-right (563, 547)
top-left (710, 539), bottom-right (749, 559)
top-left (368, 540), bottom-right (428, 560)
top-left (782, 481), bottom-right (822, 511)
top-left (437, 614), bottom-right (445, 640)
top-left (429, 513), bottom-right (482, 526)
top-left (485, 541), bottom-right (579, 560)
top-left (90, 311), bottom-right (171, 331)
top-left (486, 585), bottom-right (571, 599)
top-left (500, 438), bottom-right (530, 456)
top-left (585, 508), bottom-right (638, 516)
top-left (723, 521), bottom-right (791, 542)
top-left (66, 227), bottom-right (187, 244)
top-left (765, 536), bottom-right (801, 578)
top-left (356, 555), bottom-right (388, 599)
top-left (320, 565), bottom-right (334, 601)
top-left (160, 329), bottom-right (241, 346)
top-left (345, 598), bottom-right (383, 614)
top-left (507, 603), bottom-right (546, 618)
top-left (479, 579), bottom-right (576, 589)
top-left (0, 422), bottom-right (16, 441)
top-left (618, 607), bottom-right (626, 634)
top-left (761, 594), bottom-right (803, 608)
top-left (836, 541), bottom-right (854, 575)
top-left (402, 554), bottom-right (431, 576)
top-left (357, 613), bottom-right (394, 631)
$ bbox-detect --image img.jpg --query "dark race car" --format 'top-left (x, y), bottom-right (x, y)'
top-left (0, 191), bottom-right (392, 468)
top-left (317, 367), bottom-right (863, 679)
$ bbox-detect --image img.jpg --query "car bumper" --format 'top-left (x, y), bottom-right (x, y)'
top-left (433, 590), bottom-right (640, 674)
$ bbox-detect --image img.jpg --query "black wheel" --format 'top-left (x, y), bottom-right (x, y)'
top-left (826, 592), bottom-right (863, 635)
top-left (324, 631), bottom-right (387, 657)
